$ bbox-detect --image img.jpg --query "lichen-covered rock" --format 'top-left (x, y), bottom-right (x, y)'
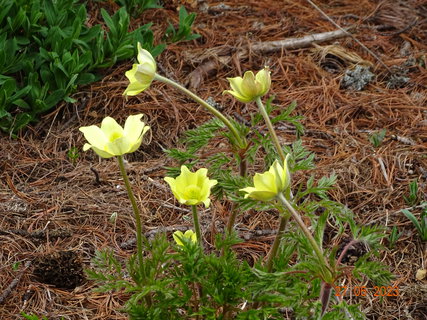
top-left (341, 65), bottom-right (375, 91)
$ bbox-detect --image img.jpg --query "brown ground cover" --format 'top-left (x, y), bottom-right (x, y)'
top-left (1, 0), bottom-right (426, 319)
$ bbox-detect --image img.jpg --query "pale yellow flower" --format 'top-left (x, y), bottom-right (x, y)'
top-left (173, 230), bottom-right (197, 246)
top-left (79, 114), bottom-right (149, 158)
top-left (123, 43), bottom-right (157, 96)
top-left (223, 67), bottom-right (271, 103)
top-left (164, 166), bottom-right (218, 208)
top-left (240, 155), bottom-right (291, 201)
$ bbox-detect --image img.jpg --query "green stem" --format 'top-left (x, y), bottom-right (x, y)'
top-left (265, 215), bottom-right (289, 272)
top-left (154, 74), bottom-right (246, 149)
top-left (276, 193), bottom-right (332, 281)
top-left (117, 155), bottom-right (151, 306)
top-left (117, 156), bottom-right (145, 268)
top-left (224, 149), bottom-right (248, 239)
top-left (192, 205), bottom-right (203, 250)
top-left (255, 97), bottom-right (286, 163)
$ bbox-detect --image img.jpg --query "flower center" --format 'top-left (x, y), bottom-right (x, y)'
top-left (183, 184), bottom-right (201, 200)
top-left (108, 131), bottom-right (122, 142)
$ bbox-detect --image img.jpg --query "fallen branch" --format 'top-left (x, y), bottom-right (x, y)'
top-left (185, 28), bottom-right (352, 89)
top-left (250, 29), bottom-right (351, 54)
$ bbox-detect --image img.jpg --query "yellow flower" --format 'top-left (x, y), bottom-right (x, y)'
top-left (123, 43), bottom-right (157, 96)
top-left (164, 166), bottom-right (218, 208)
top-left (223, 67), bottom-right (271, 103)
top-left (79, 114), bottom-right (150, 158)
top-left (173, 230), bottom-right (197, 246)
top-left (240, 155), bottom-right (291, 201)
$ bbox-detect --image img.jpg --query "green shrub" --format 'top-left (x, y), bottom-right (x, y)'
top-left (0, 0), bottom-right (164, 134)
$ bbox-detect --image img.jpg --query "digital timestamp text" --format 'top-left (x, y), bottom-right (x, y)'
top-left (334, 285), bottom-right (400, 297)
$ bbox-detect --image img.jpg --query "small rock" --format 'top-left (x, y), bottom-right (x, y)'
top-left (416, 269), bottom-right (426, 281)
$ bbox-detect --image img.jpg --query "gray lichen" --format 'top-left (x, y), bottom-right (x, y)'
top-left (341, 65), bottom-right (375, 91)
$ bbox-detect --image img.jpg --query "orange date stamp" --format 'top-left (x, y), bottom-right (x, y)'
top-left (334, 285), bottom-right (400, 297)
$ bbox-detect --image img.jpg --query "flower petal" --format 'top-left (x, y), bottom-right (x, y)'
top-left (124, 81), bottom-right (149, 96)
top-left (128, 125), bottom-right (150, 153)
top-left (253, 171), bottom-right (276, 192)
top-left (202, 198), bottom-right (211, 208)
top-left (195, 168), bottom-right (208, 186)
top-left (90, 145), bottom-right (115, 158)
top-left (136, 63), bottom-right (156, 81)
top-left (240, 71), bottom-right (258, 97)
top-left (124, 65), bottom-right (150, 96)
top-left (105, 136), bottom-right (133, 155)
top-left (269, 160), bottom-right (284, 189)
top-left (255, 67), bottom-right (271, 95)
top-left (137, 43), bottom-right (156, 70)
top-left (79, 125), bottom-right (108, 150)
top-left (100, 117), bottom-right (124, 141)
top-left (164, 166), bottom-right (216, 208)
top-left (176, 165), bottom-right (197, 188)
top-left (228, 76), bottom-right (245, 96)
top-left (173, 231), bottom-right (184, 246)
top-left (199, 178), bottom-right (217, 203)
top-left (245, 190), bottom-right (277, 201)
top-left (124, 64), bottom-right (139, 82)
top-left (124, 114), bottom-right (144, 141)
top-left (223, 89), bottom-right (253, 103)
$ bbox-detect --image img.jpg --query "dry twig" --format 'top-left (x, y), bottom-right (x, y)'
top-left (0, 261), bottom-right (32, 305)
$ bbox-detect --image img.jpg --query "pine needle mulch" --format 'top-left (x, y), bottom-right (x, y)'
top-left (1, 0), bottom-right (426, 319)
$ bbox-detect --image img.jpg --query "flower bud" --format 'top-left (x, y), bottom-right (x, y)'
top-left (173, 230), bottom-right (197, 246)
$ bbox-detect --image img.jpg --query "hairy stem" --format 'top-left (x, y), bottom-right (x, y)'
top-left (277, 193), bottom-right (333, 282)
top-left (225, 202), bottom-right (238, 236)
top-left (154, 74), bottom-right (246, 149)
top-left (255, 97), bottom-right (286, 163)
top-left (336, 239), bottom-right (359, 267)
top-left (239, 156), bottom-right (248, 177)
top-left (117, 156), bottom-right (151, 306)
top-left (265, 215), bottom-right (289, 272)
top-left (117, 156), bottom-right (145, 268)
top-left (191, 281), bottom-right (200, 320)
top-left (224, 149), bottom-right (248, 239)
top-left (192, 205), bottom-right (204, 250)
top-left (320, 282), bottom-right (333, 316)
